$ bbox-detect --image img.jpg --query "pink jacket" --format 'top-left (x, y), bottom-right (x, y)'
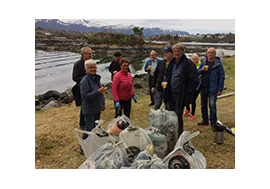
top-left (112, 70), bottom-right (135, 102)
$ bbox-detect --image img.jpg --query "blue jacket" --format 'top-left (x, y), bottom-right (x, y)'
top-left (197, 57), bottom-right (225, 94)
top-left (80, 73), bottom-right (105, 115)
top-left (144, 58), bottom-right (161, 81)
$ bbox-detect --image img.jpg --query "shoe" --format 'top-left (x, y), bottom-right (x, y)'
top-left (149, 103), bottom-right (154, 106)
top-left (198, 120), bottom-right (209, 125)
top-left (188, 115), bottom-right (195, 120)
top-left (183, 110), bottom-right (191, 116)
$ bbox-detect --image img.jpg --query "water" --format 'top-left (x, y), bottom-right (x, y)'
top-left (35, 43), bottom-right (235, 95)
top-left (35, 50), bottom-right (148, 95)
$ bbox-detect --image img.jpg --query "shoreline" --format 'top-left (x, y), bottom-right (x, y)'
top-left (35, 73), bottom-right (148, 111)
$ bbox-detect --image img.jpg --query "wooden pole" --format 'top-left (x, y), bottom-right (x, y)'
top-left (217, 92), bottom-right (235, 99)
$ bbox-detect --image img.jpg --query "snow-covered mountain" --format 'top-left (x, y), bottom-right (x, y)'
top-left (35, 19), bottom-right (190, 37)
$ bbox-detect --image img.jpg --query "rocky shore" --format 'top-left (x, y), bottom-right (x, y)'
top-left (35, 73), bottom-right (148, 111)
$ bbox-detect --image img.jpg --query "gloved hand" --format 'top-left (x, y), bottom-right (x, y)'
top-left (132, 96), bottom-right (137, 103)
top-left (151, 87), bottom-right (157, 94)
top-left (115, 101), bottom-right (120, 108)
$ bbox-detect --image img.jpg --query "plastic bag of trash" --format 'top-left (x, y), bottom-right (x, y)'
top-left (107, 115), bottom-right (131, 135)
top-left (163, 131), bottom-right (206, 169)
top-left (75, 120), bottom-right (115, 159)
top-left (119, 126), bottom-right (153, 163)
top-left (148, 108), bottom-right (178, 153)
top-left (78, 141), bottom-right (130, 169)
top-left (121, 150), bottom-right (168, 169)
top-left (144, 126), bottom-right (167, 158)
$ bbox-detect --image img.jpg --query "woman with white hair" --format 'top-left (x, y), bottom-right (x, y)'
top-left (80, 59), bottom-right (106, 141)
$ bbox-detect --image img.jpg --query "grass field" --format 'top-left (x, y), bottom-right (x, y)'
top-left (35, 57), bottom-right (235, 169)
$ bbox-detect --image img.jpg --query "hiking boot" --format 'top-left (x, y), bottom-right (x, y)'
top-left (183, 110), bottom-right (191, 116)
top-left (188, 114), bottom-right (195, 120)
top-left (198, 120), bottom-right (209, 125)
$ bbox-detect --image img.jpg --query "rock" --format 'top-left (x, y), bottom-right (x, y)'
top-left (41, 100), bottom-right (62, 110)
top-left (134, 83), bottom-right (143, 89)
top-left (42, 90), bottom-right (61, 100)
top-left (60, 87), bottom-right (74, 103)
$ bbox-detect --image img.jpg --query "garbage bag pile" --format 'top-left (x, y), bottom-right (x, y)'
top-left (76, 109), bottom-right (206, 169)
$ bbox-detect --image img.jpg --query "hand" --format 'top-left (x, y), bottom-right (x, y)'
top-left (202, 66), bottom-right (209, 72)
top-left (113, 71), bottom-right (117, 75)
top-left (132, 96), bottom-right (137, 103)
top-left (115, 101), bottom-right (120, 108)
top-left (151, 87), bottom-right (157, 94)
top-left (217, 91), bottom-right (222, 96)
top-left (98, 87), bottom-right (107, 94)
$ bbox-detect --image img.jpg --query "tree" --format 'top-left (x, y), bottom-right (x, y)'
top-left (132, 27), bottom-right (144, 37)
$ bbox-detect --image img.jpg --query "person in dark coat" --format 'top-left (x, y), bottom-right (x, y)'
top-left (108, 52), bottom-right (122, 81)
top-left (151, 46), bottom-right (174, 110)
top-left (80, 59), bottom-right (106, 140)
top-left (164, 43), bottom-right (199, 137)
top-left (197, 47), bottom-right (225, 127)
top-left (72, 47), bottom-right (93, 130)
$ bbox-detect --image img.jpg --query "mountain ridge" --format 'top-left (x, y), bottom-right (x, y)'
top-left (35, 19), bottom-right (190, 37)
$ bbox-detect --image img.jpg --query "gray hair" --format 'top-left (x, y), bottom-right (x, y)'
top-left (80, 47), bottom-right (92, 55)
top-left (84, 59), bottom-right (97, 71)
top-left (150, 50), bottom-right (156, 55)
top-left (172, 43), bottom-right (185, 52)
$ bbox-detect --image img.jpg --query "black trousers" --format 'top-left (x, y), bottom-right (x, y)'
top-left (169, 93), bottom-right (184, 137)
top-left (115, 98), bottom-right (132, 118)
top-left (186, 89), bottom-right (200, 115)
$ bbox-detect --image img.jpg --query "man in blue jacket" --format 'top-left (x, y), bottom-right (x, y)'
top-left (197, 47), bottom-right (225, 127)
top-left (144, 50), bottom-right (161, 106)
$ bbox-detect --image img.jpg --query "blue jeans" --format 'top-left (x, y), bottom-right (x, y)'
top-left (200, 87), bottom-right (217, 125)
top-left (82, 112), bottom-right (101, 140)
top-left (154, 90), bottom-right (169, 110)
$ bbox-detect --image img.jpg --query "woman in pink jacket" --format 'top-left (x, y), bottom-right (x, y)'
top-left (112, 57), bottom-right (137, 118)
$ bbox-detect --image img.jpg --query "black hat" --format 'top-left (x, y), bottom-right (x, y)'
top-left (163, 46), bottom-right (173, 53)
top-left (114, 52), bottom-right (121, 57)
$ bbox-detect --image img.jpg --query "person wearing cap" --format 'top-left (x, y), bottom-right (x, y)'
top-left (144, 50), bottom-right (161, 106)
top-left (151, 46), bottom-right (174, 110)
top-left (109, 52), bottom-right (122, 81)
top-left (164, 43), bottom-right (199, 137)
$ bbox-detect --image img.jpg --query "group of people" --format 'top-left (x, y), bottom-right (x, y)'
top-left (72, 43), bottom-right (225, 153)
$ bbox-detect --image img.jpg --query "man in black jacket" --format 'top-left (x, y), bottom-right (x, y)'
top-left (108, 52), bottom-right (122, 81)
top-left (151, 46), bottom-right (174, 110)
top-left (164, 43), bottom-right (199, 137)
top-left (72, 47), bottom-right (93, 130)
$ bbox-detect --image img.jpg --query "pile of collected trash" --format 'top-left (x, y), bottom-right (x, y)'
top-left (75, 108), bottom-right (207, 169)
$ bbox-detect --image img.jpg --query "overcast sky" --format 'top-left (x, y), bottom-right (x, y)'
top-left (88, 19), bottom-right (235, 34)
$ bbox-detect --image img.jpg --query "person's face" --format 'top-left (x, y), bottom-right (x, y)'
top-left (82, 50), bottom-right (92, 61)
top-left (150, 53), bottom-right (156, 61)
top-left (164, 52), bottom-right (173, 61)
top-left (87, 64), bottom-right (97, 75)
top-left (121, 62), bottom-right (129, 73)
top-left (207, 48), bottom-right (216, 61)
top-left (114, 56), bottom-right (121, 62)
top-left (173, 48), bottom-right (184, 60)
top-left (191, 56), bottom-right (199, 64)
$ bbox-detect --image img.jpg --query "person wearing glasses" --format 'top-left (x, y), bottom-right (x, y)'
top-left (112, 57), bottom-right (137, 118)
top-left (80, 59), bottom-right (106, 141)
top-left (72, 47), bottom-right (93, 130)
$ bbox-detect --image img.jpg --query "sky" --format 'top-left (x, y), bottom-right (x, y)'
top-left (84, 19), bottom-right (235, 34)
